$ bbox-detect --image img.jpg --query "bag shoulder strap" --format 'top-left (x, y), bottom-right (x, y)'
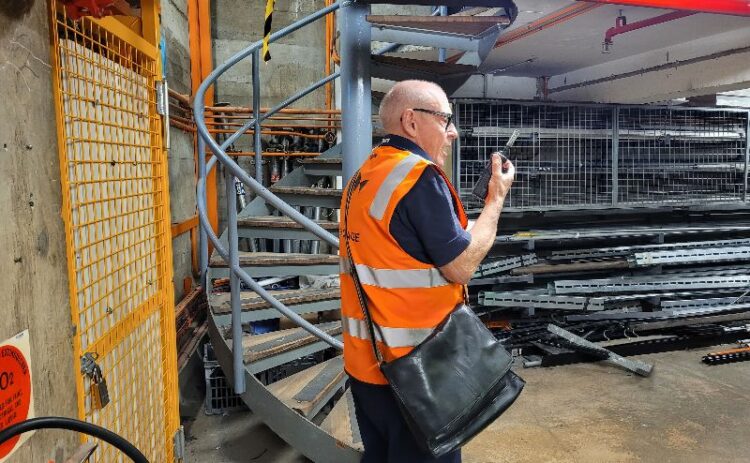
top-left (343, 171), bottom-right (384, 364)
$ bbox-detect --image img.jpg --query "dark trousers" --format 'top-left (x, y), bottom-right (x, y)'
top-left (349, 377), bottom-right (462, 463)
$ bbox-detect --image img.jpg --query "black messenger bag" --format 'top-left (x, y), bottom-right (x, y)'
top-left (342, 173), bottom-right (525, 458)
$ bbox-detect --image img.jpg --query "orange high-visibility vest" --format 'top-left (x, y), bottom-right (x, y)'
top-left (340, 144), bottom-right (468, 384)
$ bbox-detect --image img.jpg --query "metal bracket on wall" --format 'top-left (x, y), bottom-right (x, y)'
top-left (173, 425), bottom-right (185, 461)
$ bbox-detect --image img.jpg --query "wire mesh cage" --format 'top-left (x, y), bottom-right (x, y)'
top-left (203, 343), bottom-right (247, 415)
top-left (455, 100), bottom-right (749, 212)
top-left (617, 107), bottom-right (747, 205)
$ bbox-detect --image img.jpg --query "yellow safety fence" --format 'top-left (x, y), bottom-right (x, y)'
top-left (48, 1), bottom-right (180, 460)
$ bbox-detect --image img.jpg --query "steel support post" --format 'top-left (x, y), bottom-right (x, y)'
top-left (611, 106), bottom-right (619, 206)
top-left (744, 112), bottom-right (749, 202)
top-left (198, 137), bottom-right (209, 287)
top-left (340, 0), bottom-right (372, 183)
top-left (438, 6), bottom-right (448, 63)
top-left (253, 50), bottom-right (263, 183)
top-left (226, 166), bottom-right (245, 393)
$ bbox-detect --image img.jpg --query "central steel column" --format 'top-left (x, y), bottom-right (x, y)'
top-left (339, 0), bottom-right (372, 183)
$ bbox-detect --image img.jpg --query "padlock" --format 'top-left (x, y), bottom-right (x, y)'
top-left (90, 365), bottom-right (110, 409)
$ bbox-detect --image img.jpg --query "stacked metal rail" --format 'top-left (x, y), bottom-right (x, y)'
top-left (472, 215), bottom-right (750, 367)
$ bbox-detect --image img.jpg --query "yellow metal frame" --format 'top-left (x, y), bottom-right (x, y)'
top-left (48, 0), bottom-right (180, 460)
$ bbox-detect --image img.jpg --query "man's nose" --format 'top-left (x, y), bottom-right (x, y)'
top-left (446, 123), bottom-right (458, 139)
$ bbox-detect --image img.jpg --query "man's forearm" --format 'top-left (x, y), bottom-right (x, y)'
top-left (439, 200), bottom-right (503, 284)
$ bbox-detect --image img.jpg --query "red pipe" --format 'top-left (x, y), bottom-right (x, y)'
top-left (582, 0), bottom-right (750, 16)
top-left (604, 10), bottom-right (695, 49)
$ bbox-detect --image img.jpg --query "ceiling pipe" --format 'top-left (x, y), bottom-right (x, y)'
top-left (602, 10), bottom-right (696, 53)
top-left (580, 1), bottom-right (750, 17)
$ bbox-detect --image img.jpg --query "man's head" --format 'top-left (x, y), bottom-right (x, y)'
top-left (379, 80), bottom-right (458, 169)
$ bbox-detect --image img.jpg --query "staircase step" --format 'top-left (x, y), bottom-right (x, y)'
top-left (240, 321), bottom-right (342, 373)
top-left (270, 186), bottom-right (343, 209)
top-left (364, 0), bottom-right (512, 6)
top-left (209, 252), bottom-right (340, 278)
top-left (371, 55), bottom-right (475, 95)
top-left (300, 158), bottom-right (343, 177)
top-left (269, 356), bottom-right (347, 418)
top-left (238, 215), bottom-right (339, 240)
top-left (367, 10), bottom-right (510, 40)
top-left (210, 288), bottom-right (341, 323)
top-left (321, 388), bottom-right (364, 453)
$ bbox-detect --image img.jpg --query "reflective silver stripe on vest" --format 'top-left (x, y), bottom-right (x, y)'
top-left (356, 265), bottom-right (449, 288)
top-left (342, 316), bottom-right (434, 348)
top-left (341, 260), bottom-right (449, 288)
top-left (369, 154), bottom-right (423, 220)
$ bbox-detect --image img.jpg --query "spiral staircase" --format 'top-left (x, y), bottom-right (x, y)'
top-left (195, 2), bottom-right (517, 461)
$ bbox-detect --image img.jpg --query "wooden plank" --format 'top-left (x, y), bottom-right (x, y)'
top-left (367, 14), bottom-right (510, 36)
top-left (242, 322), bottom-right (342, 362)
top-left (237, 215), bottom-right (339, 230)
top-left (209, 252), bottom-right (340, 267)
top-left (269, 356), bottom-right (345, 417)
top-left (210, 288), bottom-right (340, 314)
top-left (270, 186), bottom-right (343, 197)
top-left (321, 388), bottom-right (364, 452)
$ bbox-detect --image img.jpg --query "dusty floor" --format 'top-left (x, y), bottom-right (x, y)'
top-left (184, 410), bottom-right (309, 462)
top-left (186, 347), bottom-right (750, 463)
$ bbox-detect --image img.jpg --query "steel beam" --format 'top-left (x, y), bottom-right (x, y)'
top-left (578, 0), bottom-right (750, 16)
top-left (547, 324), bottom-right (653, 376)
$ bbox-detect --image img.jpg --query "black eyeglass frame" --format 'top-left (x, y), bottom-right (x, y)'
top-left (411, 108), bottom-right (455, 131)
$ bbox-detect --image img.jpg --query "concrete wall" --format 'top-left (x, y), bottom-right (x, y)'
top-left (0, 0), bottom-right (79, 460)
top-left (162, 0), bottom-right (198, 302)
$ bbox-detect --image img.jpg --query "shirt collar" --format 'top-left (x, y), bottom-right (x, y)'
top-left (379, 134), bottom-right (431, 161)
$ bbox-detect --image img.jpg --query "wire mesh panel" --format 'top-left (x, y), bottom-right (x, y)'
top-left (456, 100), bottom-right (749, 212)
top-left (456, 101), bottom-right (613, 210)
top-left (50, 5), bottom-right (179, 461)
top-left (617, 107), bottom-right (748, 205)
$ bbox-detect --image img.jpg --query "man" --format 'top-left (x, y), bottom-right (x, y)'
top-left (339, 80), bottom-right (515, 462)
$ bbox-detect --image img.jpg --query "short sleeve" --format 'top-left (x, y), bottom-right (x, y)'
top-left (389, 167), bottom-right (471, 266)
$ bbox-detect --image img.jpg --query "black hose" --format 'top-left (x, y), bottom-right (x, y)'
top-left (0, 417), bottom-right (149, 462)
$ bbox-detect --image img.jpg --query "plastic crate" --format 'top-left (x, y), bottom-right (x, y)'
top-left (203, 343), bottom-right (248, 415)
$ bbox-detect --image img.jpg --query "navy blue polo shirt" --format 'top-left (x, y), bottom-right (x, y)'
top-left (380, 135), bottom-right (471, 267)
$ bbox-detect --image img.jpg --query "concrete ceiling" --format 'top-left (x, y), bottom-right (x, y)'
top-left (481, 1), bottom-right (750, 78)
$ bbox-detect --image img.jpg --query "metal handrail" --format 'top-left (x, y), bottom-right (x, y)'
top-left (194, 1), bottom-right (344, 393)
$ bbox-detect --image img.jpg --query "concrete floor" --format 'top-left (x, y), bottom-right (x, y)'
top-left (186, 348), bottom-right (750, 463)
top-left (184, 410), bottom-right (309, 462)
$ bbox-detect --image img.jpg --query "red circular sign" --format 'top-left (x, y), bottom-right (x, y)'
top-left (0, 345), bottom-right (32, 458)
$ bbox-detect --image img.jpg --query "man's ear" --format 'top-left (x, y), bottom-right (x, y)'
top-left (402, 109), bottom-right (418, 137)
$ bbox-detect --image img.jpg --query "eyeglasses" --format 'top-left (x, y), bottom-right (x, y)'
top-left (412, 108), bottom-right (455, 131)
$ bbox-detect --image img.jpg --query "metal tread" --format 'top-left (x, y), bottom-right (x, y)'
top-left (209, 251), bottom-right (340, 268)
top-left (269, 186), bottom-right (343, 208)
top-left (237, 215), bottom-right (340, 230)
top-left (210, 288), bottom-right (341, 315)
top-left (320, 387), bottom-right (364, 453)
top-left (242, 321), bottom-right (342, 364)
top-left (270, 186), bottom-right (343, 197)
top-left (268, 356), bottom-right (346, 418)
top-left (299, 158), bottom-right (343, 165)
top-left (368, 14), bottom-right (510, 36)
top-left (299, 158), bottom-right (343, 176)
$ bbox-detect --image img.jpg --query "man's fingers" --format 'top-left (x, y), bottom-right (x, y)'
top-left (503, 160), bottom-right (515, 179)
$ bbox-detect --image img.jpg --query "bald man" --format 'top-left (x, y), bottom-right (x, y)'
top-left (340, 80), bottom-right (515, 462)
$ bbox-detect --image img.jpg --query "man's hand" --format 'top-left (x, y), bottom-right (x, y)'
top-left (486, 152), bottom-right (515, 207)
top-left (440, 156), bottom-right (516, 285)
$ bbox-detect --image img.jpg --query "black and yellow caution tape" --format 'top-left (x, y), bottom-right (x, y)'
top-left (262, 0), bottom-right (275, 62)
